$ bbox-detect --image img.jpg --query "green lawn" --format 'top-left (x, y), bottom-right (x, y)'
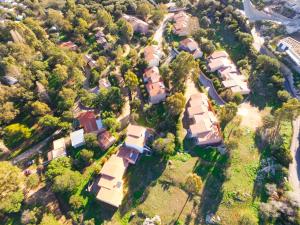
top-left (216, 126), bottom-right (261, 224)
top-left (107, 154), bottom-right (200, 225)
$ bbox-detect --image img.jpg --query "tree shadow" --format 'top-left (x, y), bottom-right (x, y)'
top-left (191, 148), bottom-right (230, 223)
top-left (119, 155), bottom-right (167, 216)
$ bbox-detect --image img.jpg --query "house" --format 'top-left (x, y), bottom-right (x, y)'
top-left (117, 146), bottom-right (140, 165)
top-left (144, 45), bottom-right (162, 68)
top-left (143, 66), bottom-right (160, 83)
top-left (99, 78), bottom-right (111, 90)
top-left (96, 154), bottom-right (128, 207)
top-left (187, 93), bottom-right (222, 146)
top-left (207, 51), bottom-right (250, 95)
top-left (70, 129), bottom-right (85, 148)
top-left (146, 81), bottom-right (167, 104)
top-left (1, 76), bottom-right (18, 85)
top-left (179, 38), bottom-right (203, 59)
top-left (124, 124), bottom-right (147, 153)
top-left (277, 37), bottom-right (300, 67)
top-left (60, 41), bottom-right (78, 51)
top-left (47, 138), bottom-right (66, 161)
top-left (84, 55), bottom-right (97, 69)
top-left (123, 14), bottom-right (149, 34)
top-left (77, 111), bottom-right (104, 134)
top-left (98, 131), bottom-right (116, 151)
top-left (143, 67), bottom-right (167, 104)
top-left (172, 11), bottom-right (190, 36)
top-left (95, 125), bottom-right (148, 207)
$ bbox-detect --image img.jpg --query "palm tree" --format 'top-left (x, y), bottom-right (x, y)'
top-left (176, 173), bottom-right (203, 223)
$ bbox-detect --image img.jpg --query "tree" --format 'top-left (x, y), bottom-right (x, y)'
top-left (151, 4), bottom-right (167, 25)
top-left (53, 64), bottom-right (68, 83)
top-left (170, 52), bottom-right (199, 91)
top-left (31, 101), bottom-right (51, 116)
top-left (256, 55), bottom-right (280, 75)
top-left (124, 70), bottom-right (139, 92)
top-left (201, 40), bottom-right (216, 55)
top-left (39, 214), bottom-right (61, 225)
top-left (185, 173), bottom-right (202, 196)
top-left (4, 123), bottom-right (32, 147)
top-left (0, 102), bottom-right (19, 124)
top-left (117, 18), bottom-right (133, 42)
top-left (103, 117), bottom-right (121, 132)
top-left (272, 98), bottom-right (300, 139)
top-left (97, 56), bottom-right (107, 72)
top-left (218, 102), bottom-right (238, 128)
top-left (97, 9), bottom-right (113, 28)
top-left (152, 133), bottom-right (176, 156)
top-left (38, 115), bottom-right (60, 128)
top-left (46, 157), bottom-right (72, 181)
top-left (200, 16), bottom-right (211, 28)
top-left (25, 173), bottom-right (39, 190)
top-left (58, 87), bottom-right (77, 111)
top-left (21, 208), bottom-right (41, 225)
top-left (277, 90), bottom-right (291, 102)
top-left (166, 93), bottom-right (186, 116)
top-left (0, 162), bottom-right (24, 214)
top-left (69, 195), bottom-right (85, 211)
top-left (84, 133), bottom-right (99, 150)
top-left (79, 149), bottom-right (94, 165)
top-left (52, 170), bottom-right (83, 194)
top-left (136, 2), bottom-right (151, 20)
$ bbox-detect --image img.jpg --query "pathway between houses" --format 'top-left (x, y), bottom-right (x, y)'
top-left (199, 73), bottom-right (226, 106)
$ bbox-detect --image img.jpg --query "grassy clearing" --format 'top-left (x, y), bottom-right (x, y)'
top-left (215, 124), bottom-right (261, 224)
top-left (107, 154), bottom-right (199, 225)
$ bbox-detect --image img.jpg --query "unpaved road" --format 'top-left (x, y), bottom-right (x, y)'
top-left (289, 117), bottom-right (300, 204)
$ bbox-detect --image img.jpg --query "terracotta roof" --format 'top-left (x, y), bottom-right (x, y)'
top-left (144, 45), bottom-right (160, 63)
top-left (208, 51), bottom-right (229, 60)
top-left (146, 81), bottom-right (166, 97)
top-left (143, 67), bottom-right (161, 83)
top-left (78, 111), bottom-right (99, 133)
top-left (60, 41), bottom-right (78, 50)
top-left (180, 38), bottom-right (199, 52)
top-left (98, 131), bottom-right (116, 150)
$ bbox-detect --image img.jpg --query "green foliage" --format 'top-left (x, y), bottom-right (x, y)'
top-left (52, 170), bottom-right (83, 194)
top-left (185, 173), bottom-right (202, 195)
top-left (117, 18), bottom-right (133, 42)
top-left (31, 101), bottom-right (51, 116)
top-left (166, 92), bottom-right (186, 116)
top-left (124, 70), bottom-right (139, 91)
top-left (46, 156), bottom-right (72, 181)
top-left (4, 123), bottom-right (32, 147)
top-left (69, 195), bottom-right (85, 211)
top-left (25, 173), bottom-right (40, 190)
top-left (94, 87), bottom-right (124, 114)
top-left (79, 149), bottom-right (94, 165)
top-left (84, 133), bottom-right (99, 150)
top-left (218, 102), bottom-right (238, 129)
top-left (102, 117), bottom-right (120, 132)
top-left (39, 213), bottom-right (61, 225)
top-left (0, 161), bottom-right (24, 214)
top-left (153, 133), bottom-right (176, 156)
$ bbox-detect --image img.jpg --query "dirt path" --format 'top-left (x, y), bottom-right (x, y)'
top-left (237, 102), bottom-right (265, 130)
top-left (289, 117), bottom-right (300, 205)
top-left (11, 130), bottom-right (61, 165)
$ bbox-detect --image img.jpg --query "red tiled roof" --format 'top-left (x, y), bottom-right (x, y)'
top-left (78, 111), bottom-right (98, 133)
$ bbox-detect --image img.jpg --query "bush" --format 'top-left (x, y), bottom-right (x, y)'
top-left (69, 195), bottom-right (85, 211)
top-left (25, 173), bottom-right (39, 190)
